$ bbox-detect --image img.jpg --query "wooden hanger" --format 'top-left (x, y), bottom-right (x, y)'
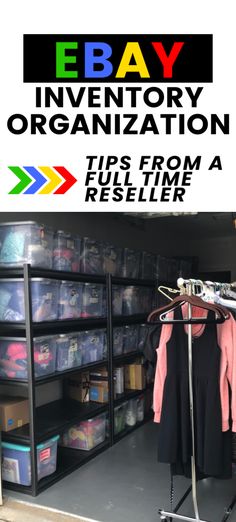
top-left (147, 294), bottom-right (230, 325)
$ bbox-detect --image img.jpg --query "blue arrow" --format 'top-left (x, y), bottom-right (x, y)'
top-left (23, 166), bottom-right (47, 194)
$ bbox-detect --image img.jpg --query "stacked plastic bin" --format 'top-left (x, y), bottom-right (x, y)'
top-left (0, 222), bottom-right (53, 268)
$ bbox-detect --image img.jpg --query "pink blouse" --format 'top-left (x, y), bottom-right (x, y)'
top-left (153, 305), bottom-right (236, 432)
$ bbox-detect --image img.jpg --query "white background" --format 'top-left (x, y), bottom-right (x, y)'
top-left (0, 0), bottom-right (235, 211)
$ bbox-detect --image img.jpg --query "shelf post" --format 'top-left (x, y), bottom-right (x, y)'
top-left (23, 263), bottom-right (38, 496)
top-left (106, 273), bottom-right (114, 446)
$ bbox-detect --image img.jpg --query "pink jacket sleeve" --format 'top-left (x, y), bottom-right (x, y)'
top-left (153, 314), bottom-right (173, 423)
top-left (217, 314), bottom-right (236, 432)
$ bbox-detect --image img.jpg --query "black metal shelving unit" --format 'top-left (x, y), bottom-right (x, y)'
top-left (0, 265), bottom-right (156, 496)
top-left (2, 399), bottom-right (109, 445)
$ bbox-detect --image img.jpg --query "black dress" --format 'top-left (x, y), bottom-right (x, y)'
top-left (157, 307), bottom-right (232, 479)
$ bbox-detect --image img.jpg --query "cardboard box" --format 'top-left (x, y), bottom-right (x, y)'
top-left (0, 396), bottom-right (29, 432)
top-left (66, 372), bottom-right (90, 403)
top-left (125, 364), bottom-right (146, 391)
top-left (89, 382), bottom-right (108, 403)
top-left (90, 367), bottom-right (108, 403)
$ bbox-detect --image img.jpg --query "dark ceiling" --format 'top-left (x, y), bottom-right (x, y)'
top-left (119, 212), bottom-right (236, 240)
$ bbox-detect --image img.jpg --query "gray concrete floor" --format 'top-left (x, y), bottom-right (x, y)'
top-left (6, 422), bottom-right (236, 522)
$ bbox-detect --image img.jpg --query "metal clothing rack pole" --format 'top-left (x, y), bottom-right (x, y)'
top-left (158, 277), bottom-right (236, 522)
top-left (159, 279), bottom-right (203, 522)
top-left (187, 282), bottom-right (200, 520)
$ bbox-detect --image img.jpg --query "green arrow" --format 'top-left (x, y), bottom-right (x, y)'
top-left (8, 166), bottom-right (32, 194)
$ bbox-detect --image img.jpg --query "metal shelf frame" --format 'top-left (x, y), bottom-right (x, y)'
top-left (0, 265), bottom-right (157, 496)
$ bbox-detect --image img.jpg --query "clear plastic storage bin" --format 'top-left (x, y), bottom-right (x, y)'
top-left (101, 286), bottom-right (107, 317)
top-left (113, 327), bottom-right (124, 356)
top-left (137, 324), bottom-right (148, 353)
top-left (32, 279), bottom-right (59, 322)
top-left (81, 283), bottom-right (103, 318)
top-left (123, 325), bottom-right (138, 354)
top-left (79, 329), bottom-right (106, 365)
top-left (125, 399), bottom-right (137, 427)
top-left (122, 248), bottom-right (141, 279)
top-left (136, 395), bottom-right (145, 422)
top-left (103, 243), bottom-right (123, 276)
top-left (0, 221), bottom-right (53, 268)
top-left (2, 435), bottom-right (59, 486)
top-left (53, 231), bottom-right (80, 272)
top-left (114, 402), bottom-right (127, 435)
top-left (58, 281), bottom-right (83, 319)
top-left (112, 286), bottom-right (123, 315)
top-left (122, 286), bottom-right (139, 315)
top-left (155, 255), bottom-right (168, 281)
top-left (56, 334), bottom-right (82, 372)
top-left (0, 336), bottom-right (57, 380)
top-left (137, 287), bottom-right (154, 314)
top-left (140, 252), bottom-right (155, 279)
top-left (62, 413), bottom-right (106, 451)
top-left (0, 278), bottom-right (59, 322)
top-left (80, 238), bottom-right (103, 274)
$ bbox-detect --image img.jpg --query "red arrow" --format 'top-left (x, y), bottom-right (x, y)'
top-left (53, 166), bottom-right (77, 194)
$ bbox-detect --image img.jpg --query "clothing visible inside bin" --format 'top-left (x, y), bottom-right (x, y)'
top-left (56, 334), bottom-right (82, 371)
top-left (113, 327), bottom-right (124, 356)
top-left (137, 324), bottom-right (148, 353)
top-left (0, 222), bottom-right (53, 268)
top-left (61, 413), bottom-right (107, 451)
top-left (58, 281), bottom-right (82, 319)
top-left (123, 325), bottom-right (139, 353)
top-left (79, 329), bottom-right (106, 365)
top-left (31, 279), bottom-right (60, 322)
top-left (112, 286), bottom-right (123, 315)
top-left (122, 248), bottom-right (141, 279)
top-left (53, 231), bottom-right (80, 272)
top-left (0, 336), bottom-right (57, 379)
top-left (80, 238), bottom-right (103, 274)
top-left (81, 283), bottom-right (103, 317)
top-left (103, 243), bottom-right (122, 276)
top-left (122, 286), bottom-right (139, 315)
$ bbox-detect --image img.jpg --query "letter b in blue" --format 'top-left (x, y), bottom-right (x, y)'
top-left (85, 42), bottom-right (113, 78)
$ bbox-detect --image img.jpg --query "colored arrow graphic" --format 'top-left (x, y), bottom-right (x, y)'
top-left (8, 166), bottom-right (77, 194)
top-left (8, 167), bottom-right (33, 194)
top-left (38, 167), bottom-right (63, 194)
top-left (53, 166), bottom-right (77, 194)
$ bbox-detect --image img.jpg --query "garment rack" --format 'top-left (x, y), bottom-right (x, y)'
top-left (158, 278), bottom-right (236, 522)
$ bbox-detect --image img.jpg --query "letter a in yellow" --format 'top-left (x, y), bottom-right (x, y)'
top-left (116, 42), bottom-right (150, 78)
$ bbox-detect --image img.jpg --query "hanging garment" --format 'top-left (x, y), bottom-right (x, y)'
top-left (154, 305), bottom-right (236, 432)
top-left (155, 306), bottom-right (232, 479)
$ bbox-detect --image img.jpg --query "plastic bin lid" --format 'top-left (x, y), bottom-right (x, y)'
top-left (61, 280), bottom-right (81, 285)
top-left (31, 278), bottom-right (59, 283)
top-left (0, 278), bottom-right (58, 283)
top-left (0, 221), bottom-right (49, 227)
top-left (37, 435), bottom-right (60, 450)
top-left (2, 435), bottom-right (60, 452)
